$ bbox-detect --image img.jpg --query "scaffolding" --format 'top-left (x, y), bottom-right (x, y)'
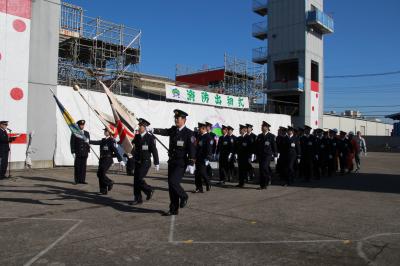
top-left (176, 54), bottom-right (266, 99)
top-left (58, 2), bottom-right (142, 91)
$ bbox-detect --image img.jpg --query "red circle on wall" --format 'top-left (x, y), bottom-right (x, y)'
top-left (0, 52), bottom-right (2, 61)
top-left (13, 19), bottom-right (26, 32)
top-left (10, 87), bottom-right (24, 100)
top-left (315, 120), bottom-right (318, 126)
top-left (312, 106), bottom-right (315, 111)
top-left (316, 93), bottom-right (319, 99)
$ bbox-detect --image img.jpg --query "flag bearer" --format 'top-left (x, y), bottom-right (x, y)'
top-left (70, 120), bottom-right (90, 184)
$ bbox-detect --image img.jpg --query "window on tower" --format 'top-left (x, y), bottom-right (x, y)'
top-left (311, 61), bottom-right (319, 82)
top-left (274, 60), bottom-right (299, 82)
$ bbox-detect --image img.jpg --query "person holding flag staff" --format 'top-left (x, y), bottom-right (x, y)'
top-left (152, 109), bottom-right (196, 216)
top-left (90, 127), bottom-right (125, 195)
top-left (70, 120), bottom-right (90, 184)
top-left (130, 118), bottom-right (159, 205)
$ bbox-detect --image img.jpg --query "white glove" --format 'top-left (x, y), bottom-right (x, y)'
top-left (235, 154), bottom-right (238, 160)
top-left (315, 154), bottom-right (319, 160)
top-left (274, 157), bottom-right (278, 165)
top-left (188, 165), bottom-right (195, 175)
top-left (228, 153), bottom-right (233, 161)
top-left (146, 127), bottom-right (153, 133)
top-left (251, 154), bottom-right (256, 162)
top-left (119, 161), bottom-right (126, 167)
top-left (277, 153), bottom-right (280, 159)
top-left (297, 158), bottom-right (301, 164)
top-left (155, 165), bottom-right (160, 171)
top-left (205, 160), bottom-right (210, 166)
top-left (85, 138), bottom-right (90, 143)
top-left (72, 153), bottom-right (75, 159)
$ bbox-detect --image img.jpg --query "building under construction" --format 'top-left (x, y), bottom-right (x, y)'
top-left (175, 54), bottom-right (266, 107)
top-left (58, 2), bottom-right (142, 93)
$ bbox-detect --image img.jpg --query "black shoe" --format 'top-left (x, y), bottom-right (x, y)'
top-left (235, 184), bottom-right (244, 188)
top-left (146, 190), bottom-right (154, 201)
top-left (257, 186), bottom-right (267, 190)
top-left (74, 180), bottom-right (78, 185)
top-left (206, 185), bottom-right (211, 191)
top-left (130, 199), bottom-right (143, 205)
top-left (100, 190), bottom-right (108, 195)
top-left (217, 181), bottom-right (225, 185)
top-left (162, 210), bottom-right (178, 216)
top-left (80, 181), bottom-right (88, 184)
top-left (180, 197), bottom-right (188, 208)
top-left (107, 181), bottom-right (114, 191)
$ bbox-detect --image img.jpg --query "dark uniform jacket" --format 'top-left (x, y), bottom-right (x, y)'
top-left (70, 131), bottom-right (90, 157)
top-left (90, 137), bottom-right (122, 161)
top-left (216, 134), bottom-right (235, 156)
top-left (328, 137), bottom-right (338, 158)
top-left (281, 135), bottom-right (301, 160)
top-left (235, 134), bottom-right (251, 160)
top-left (153, 126), bottom-right (196, 166)
top-left (196, 133), bottom-right (213, 164)
top-left (255, 132), bottom-right (278, 159)
top-left (319, 137), bottom-right (331, 162)
top-left (300, 134), bottom-right (316, 160)
top-left (337, 137), bottom-right (352, 158)
top-left (247, 132), bottom-right (257, 156)
top-left (209, 132), bottom-right (217, 155)
top-left (0, 129), bottom-right (12, 153)
top-left (133, 132), bottom-right (159, 165)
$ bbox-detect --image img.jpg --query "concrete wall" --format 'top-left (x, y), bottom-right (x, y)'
top-left (27, 0), bottom-right (61, 168)
top-left (322, 115), bottom-right (393, 136)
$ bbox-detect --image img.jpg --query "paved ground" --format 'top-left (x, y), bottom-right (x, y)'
top-left (0, 152), bottom-right (400, 266)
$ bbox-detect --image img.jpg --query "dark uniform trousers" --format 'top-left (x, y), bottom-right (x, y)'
top-left (0, 151), bottom-right (9, 178)
top-left (195, 162), bottom-right (209, 191)
top-left (300, 136), bottom-right (315, 181)
top-left (74, 156), bottom-right (88, 183)
top-left (134, 160), bottom-right (152, 200)
top-left (154, 126), bottom-right (195, 213)
top-left (97, 157), bottom-right (114, 192)
top-left (218, 153), bottom-right (231, 182)
top-left (132, 133), bottom-right (159, 201)
top-left (90, 137), bottom-right (122, 193)
top-left (259, 156), bottom-right (272, 188)
top-left (126, 156), bottom-right (135, 176)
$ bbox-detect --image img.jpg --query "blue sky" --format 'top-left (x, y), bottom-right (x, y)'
top-left (67, 0), bottom-right (400, 118)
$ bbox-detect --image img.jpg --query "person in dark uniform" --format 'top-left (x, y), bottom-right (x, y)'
top-left (255, 121), bottom-right (278, 189)
top-left (319, 130), bottom-right (330, 177)
top-left (153, 109), bottom-right (196, 216)
top-left (131, 118), bottom-right (159, 205)
top-left (70, 120), bottom-right (90, 184)
top-left (299, 125), bottom-right (316, 182)
top-left (125, 154), bottom-right (135, 176)
top-left (327, 129), bottom-right (339, 176)
top-left (281, 126), bottom-right (301, 186)
top-left (313, 128), bottom-right (323, 180)
top-left (216, 125), bottom-right (234, 184)
top-left (235, 124), bottom-right (251, 188)
top-left (227, 126), bottom-right (237, 180)
top-left (275, 126), bottom-right (286, 181)
top-left (205, 122), bottom-right (217, 179)
top-left (90, 127), bottom-right (124, 194)
top-left (0, 121), bottom-right (17, 179)
top-left (193, 122), bottom-right (212, 193)
top-left (246, 124), bottom-right (257, 181)
top-left (337, 131), bottom-right (352, 175)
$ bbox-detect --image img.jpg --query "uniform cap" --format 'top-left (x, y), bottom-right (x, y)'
top-left (173, 109), bottom-right (188, 118)
top-left (77, 120), bottom-right (86, 126)
top-left (239, 124), bottom-right (247, 130)
top-left (205, 122), bottom-right (213, 127)
top-left (138, 118), bottom-right (150, 127)
top-left (0, 121), bottom-right (8, 125)
top-left (304, 125), bottom-right (312, 130)
top-left (262, 121), bottom-right (271, 128)
top-left (227, 126), bottom-right (234, 131)
top-left (198, 122), bottom-right (207, 128)
top-left (221, 125), bottom-right (228, 130)
top-left (287, 126), bottom-right (295, 131)
top-left (340, 131), bottom-right (347, 135)
top-left (246, 124), bottom-right (253, 128)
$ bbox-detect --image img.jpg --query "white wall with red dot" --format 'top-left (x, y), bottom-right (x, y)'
top-left (0, 0), bottom-right (31, 162)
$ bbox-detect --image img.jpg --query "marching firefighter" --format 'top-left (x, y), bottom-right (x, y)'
top-left (281, 126), bottom-right (301, 186)
top-left (255, 121), bottom-right (278, 189)
top-left (227, 126), bottom-right (237, 180)
top-left (235, 124), bottom-right (251, 188)
top-left (205, 122), bottom-right (217, 179)
top-left (216, 125), bottom-right (235, 184)
top-left (327, 129), bottom-right (339, 176)
top-left (299, 125), bottom-right (316, 182)
top-left (337, 131), bottom-right (352, 175)
top-left (246, 124), bottom-right (257, 181)
top-left (130, 118), bottom-right (159, 205)
top-left (90, 127), bottom-right (124, 195)
top-left (194, 122), bottom-right (213, 193)
top-left (152, 109), bottom-right (196, 216)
